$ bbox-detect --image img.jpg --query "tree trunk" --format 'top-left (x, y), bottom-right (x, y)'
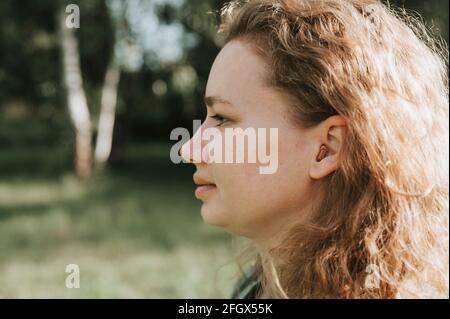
top-left (94, 63), bottom-right (120, 166)
top-left (59, 9), bottom-right (92, 178)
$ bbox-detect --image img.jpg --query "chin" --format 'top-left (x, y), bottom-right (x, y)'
top-left (200, 204), bottom-right (228, 227)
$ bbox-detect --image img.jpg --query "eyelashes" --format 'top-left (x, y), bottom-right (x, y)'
top-left (209, 114), bottom-right (229, 127)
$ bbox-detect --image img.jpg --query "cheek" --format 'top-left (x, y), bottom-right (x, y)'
top-left (203, 128), bottom-right (313, 234)
top-left (200, 163), bottom-right (257, 229)
top-left (212, 148), bottom-right (310, 222)
top-left (274, 131), bottom-right (313, 202)
top-left (213, 163), bottom-right (260, 209)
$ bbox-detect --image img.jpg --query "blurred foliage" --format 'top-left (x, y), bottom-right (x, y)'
top-left (390, 0), bottom-right (448, 42)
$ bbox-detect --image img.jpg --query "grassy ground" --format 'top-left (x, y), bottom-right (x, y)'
top-left (0, 143), bottom-right (238, 298)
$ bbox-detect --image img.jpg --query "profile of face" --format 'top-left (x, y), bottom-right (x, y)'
top-left (181, 40), bottom-right (346, 247)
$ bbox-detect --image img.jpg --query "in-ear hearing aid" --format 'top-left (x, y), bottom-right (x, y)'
top-left (316, 144), bottom-right (328, 162)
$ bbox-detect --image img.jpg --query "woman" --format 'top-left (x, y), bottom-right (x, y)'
top-left (180, 0), bottom-right (449, 298)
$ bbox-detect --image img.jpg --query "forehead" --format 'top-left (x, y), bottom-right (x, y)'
top-left (205, 40), bottom-right (269, 103)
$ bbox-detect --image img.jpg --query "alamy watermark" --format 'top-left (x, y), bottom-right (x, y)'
top-left (65, 264), bottom-right (80, 289)
top-left (65, 4), bottom-right (80, 29)
top-left (170, 120), bottom-right (279, 174)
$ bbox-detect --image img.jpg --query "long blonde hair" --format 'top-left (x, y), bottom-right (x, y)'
top-left (220, 0), bottom-right (449, 298)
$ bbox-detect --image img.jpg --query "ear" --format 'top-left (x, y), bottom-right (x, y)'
top-left (309, 115), bottom-right (347, 179)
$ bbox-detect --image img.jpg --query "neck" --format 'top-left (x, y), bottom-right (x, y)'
top-left (252, 200), bottom-right (315, 254)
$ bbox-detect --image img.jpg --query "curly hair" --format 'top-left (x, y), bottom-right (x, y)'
top-left (220, 0), bottom-right (449, 298)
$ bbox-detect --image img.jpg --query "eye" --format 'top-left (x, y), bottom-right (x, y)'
top-left (209, 114), bottom-right (229, 127)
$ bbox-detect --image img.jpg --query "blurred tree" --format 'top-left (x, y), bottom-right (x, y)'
top-left (57, 0), bottom-right (127, 174)
top-left (59, 5), bottom-right (92, 178)
top-left (94, 1), bottom-right (128, 167)
top-left (94, 62), bottom-right (120, 166)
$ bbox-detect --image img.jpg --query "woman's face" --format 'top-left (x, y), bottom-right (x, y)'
top-left (181, 40), bottom-right (319, 244)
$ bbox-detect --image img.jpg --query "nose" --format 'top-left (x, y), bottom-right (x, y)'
top-left (180, 124), bottom-right (207, 164)
top-left (180, 138), bottom-right (194, 163)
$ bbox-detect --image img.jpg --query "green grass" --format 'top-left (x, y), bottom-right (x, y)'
top-left (0, 143), bottom-right (239, 298)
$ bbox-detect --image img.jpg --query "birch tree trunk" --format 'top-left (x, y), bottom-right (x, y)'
top-left (94, 63), bottom-right (120, 166)
top-left (59, 10), bottom-right (92, 178)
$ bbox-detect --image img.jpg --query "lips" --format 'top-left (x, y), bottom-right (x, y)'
top-left (193, 174), bottom-right (217, 198)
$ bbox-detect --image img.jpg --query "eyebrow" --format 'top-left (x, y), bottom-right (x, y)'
top-left (203, 95), bottom-right (233, 108)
